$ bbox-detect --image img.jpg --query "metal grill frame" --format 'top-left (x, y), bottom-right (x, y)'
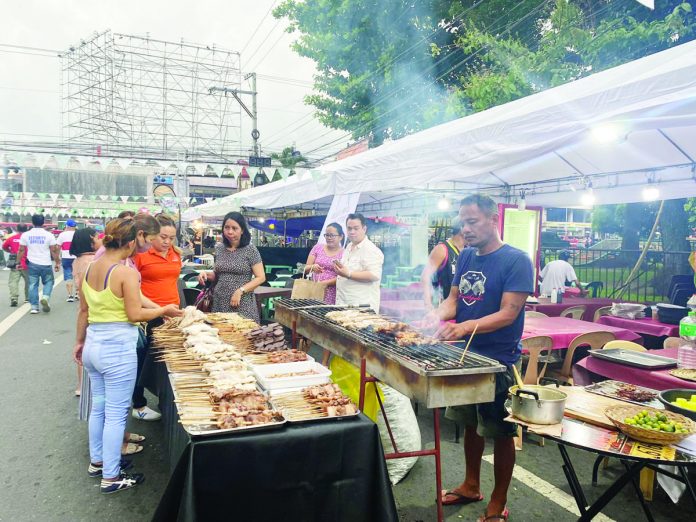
top-left (274, 299), bottom-right (504, 409)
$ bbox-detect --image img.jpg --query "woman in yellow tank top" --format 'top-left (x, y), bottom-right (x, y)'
top-left (73, 218), bottom-right (181, 495)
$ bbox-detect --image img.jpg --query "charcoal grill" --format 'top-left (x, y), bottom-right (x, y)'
top-left (274, 299), bottom-right (505, 408)
top-left (275, 298), bottom-right (507, 522)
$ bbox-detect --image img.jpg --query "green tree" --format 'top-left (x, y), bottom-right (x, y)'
top-left (271, 146), bottom-right (308, 169)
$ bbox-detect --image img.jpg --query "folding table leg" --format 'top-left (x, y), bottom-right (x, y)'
top-left (624, 462), bottom-right (655, 522)
top-left (679, 466), bottom-right (696, 509)
top-left (639, 468), bottom-right (655, 501)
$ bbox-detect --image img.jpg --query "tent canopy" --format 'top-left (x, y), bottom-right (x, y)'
top-left (187, 39), bottom-right (696, 218)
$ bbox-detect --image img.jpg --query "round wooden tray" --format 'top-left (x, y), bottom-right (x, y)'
top-left (604, 405), bottom-right (696, 445)
top-left (669, 368), bottom-right (696, 383)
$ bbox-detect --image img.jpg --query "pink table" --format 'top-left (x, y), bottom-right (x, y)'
top-left (574, 347), bottom-right (696, 391)
top-left (528, 297), bottom-right (618, 322)
top-left (596, 315), bottom-right (679, 338)
top-left (522, 316), bottom-right (642, 351)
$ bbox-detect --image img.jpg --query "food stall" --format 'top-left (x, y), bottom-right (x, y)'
top-left (148, 308), bottom-right (398, 521)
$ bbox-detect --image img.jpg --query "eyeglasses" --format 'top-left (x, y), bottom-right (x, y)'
top-left (324, 233), bottom-right (339, 238)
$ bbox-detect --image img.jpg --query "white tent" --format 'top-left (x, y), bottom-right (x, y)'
top-left (186, 38), bottom-right (696, 219)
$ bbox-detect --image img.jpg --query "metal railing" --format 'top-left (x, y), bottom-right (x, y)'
top-left (542, 247), bottom-right (692, 304)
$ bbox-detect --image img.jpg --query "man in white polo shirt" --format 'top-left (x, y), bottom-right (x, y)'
top-left (333, 213), bottom-right (384, 312)
top-left (18, 214), bottom-right (61, 314)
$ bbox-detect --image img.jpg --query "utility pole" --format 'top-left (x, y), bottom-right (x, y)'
top-left (209, 72), bottom-right (259, 155)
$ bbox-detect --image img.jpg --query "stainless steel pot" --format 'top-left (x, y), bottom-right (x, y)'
top-left (508, 385), bottom-right (567, 425)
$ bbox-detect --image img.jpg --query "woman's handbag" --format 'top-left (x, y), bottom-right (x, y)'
top-left (195, 280), bottom-right (215, 312)
top-left (291, 271), bottom-right (326, 301)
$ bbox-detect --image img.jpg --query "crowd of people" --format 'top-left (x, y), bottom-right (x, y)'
top-left (2, 196), bottom-right (536, 518)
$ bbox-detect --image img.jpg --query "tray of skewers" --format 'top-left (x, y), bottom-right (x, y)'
top-left (170, 372), bottom-right (286, 437)
top-left (585, 380), bottom-right (663, 409)
top-left (272, 383), bottom-right (360, 423)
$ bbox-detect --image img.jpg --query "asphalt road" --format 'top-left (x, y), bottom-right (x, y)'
top-left (0, 269), bottom-right (690, 521)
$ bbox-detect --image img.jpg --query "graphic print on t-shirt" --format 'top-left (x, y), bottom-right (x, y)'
top-left (458, 271), bottom-right (486, 306)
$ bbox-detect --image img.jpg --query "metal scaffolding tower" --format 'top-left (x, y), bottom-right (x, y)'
top-left (60, 31), bottom-right (242, 161)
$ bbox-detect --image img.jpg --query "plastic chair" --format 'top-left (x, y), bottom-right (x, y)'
top-left (593, 306), bottom-right (613, 322)
top-left (560, 305), bottom-right (587, 320)
top-left (585, 281), bottom-right (604, 298)
top-left (525, 311), bottom-right (549, 318)
top-left (556, 331), bottom-right (616, 385)
top-left (602, 340), bottom-right (646, 352)
top-left (664, 337), bottom-right (681, 349)
top-left (667, 275), bottom-right (695, 301)
top-left (521, 336), bottom-right (554, 385)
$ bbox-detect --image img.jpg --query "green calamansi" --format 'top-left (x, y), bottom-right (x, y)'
top-left (624, 410), bottom-right (690, 434)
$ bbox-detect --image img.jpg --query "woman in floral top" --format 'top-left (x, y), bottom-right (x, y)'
top-left (304, 223), bottom-right (345, 304)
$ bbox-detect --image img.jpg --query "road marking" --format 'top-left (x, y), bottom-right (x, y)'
top-left (482, 454), bottom-right (616, 522)
top-left (0, 275), bottom-right (63, 338)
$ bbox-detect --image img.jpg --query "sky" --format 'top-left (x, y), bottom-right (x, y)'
top-left (0, 0), bottom-right (349, 163)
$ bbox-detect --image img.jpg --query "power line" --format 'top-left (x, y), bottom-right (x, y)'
top-left (239, 1), bottom-right (278, 55)
top-left (244, 17), bottom-right (283, 67)
top-left (246, 23), bottom-right (287, 71)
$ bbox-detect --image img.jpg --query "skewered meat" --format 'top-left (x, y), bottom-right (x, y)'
top-left (245, 322), bottom-right (289, 352)
top-left (305, 383), bottom-right (343, 399)
top-left (394, 331), bottom-right (433, 347)
top-left (266, 369), bottom-right (319, 379)
top-left (326, 404), bottom-right (358, 416)
top-left (180, 306), bottom-right (207, 328)
top-left (216, 410), bottom-right (280, 429)
top-left (266, 350), bottom-right (308, 363)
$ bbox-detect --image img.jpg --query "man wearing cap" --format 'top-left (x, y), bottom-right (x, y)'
top-left (539, 250), bottom-right (586, 297)
top-left (57, 219), bottom-right (78, 301)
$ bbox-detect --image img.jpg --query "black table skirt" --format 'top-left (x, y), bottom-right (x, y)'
top-left (151, 361), bottom-right (398, 522)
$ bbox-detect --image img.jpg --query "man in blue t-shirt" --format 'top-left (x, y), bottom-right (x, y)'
top-left (428, 194), bottom-right (534, 521)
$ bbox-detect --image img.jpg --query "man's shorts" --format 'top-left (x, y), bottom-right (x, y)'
top-left (61, 258), bottom-right (74, 280)
top-left (445, 363), bottom-right (518, 438)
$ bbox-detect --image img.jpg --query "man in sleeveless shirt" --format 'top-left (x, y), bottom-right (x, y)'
top-left (421, 224), bottom-right (466, 310)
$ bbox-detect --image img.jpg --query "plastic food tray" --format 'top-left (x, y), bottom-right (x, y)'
top-left (588, 349), bottom-right (678, 370)
top-left (254, 362), bottom-right (332, 391)
top-left (169, 374), bottom-right (286, 437)
top-left (243, 353), bottom-right (315, 366)
top-left (248, 359), bottom-right (317, 375)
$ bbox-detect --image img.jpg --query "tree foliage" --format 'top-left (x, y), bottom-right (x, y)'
top-left (271, 146), bottom-right (307, 169)
top-left (274, 0), bottom-right (695, 141)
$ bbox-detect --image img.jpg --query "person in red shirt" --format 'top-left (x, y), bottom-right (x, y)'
top-left (2, 224), bottom-right (29, 306)
top-left (133, 214), bottom-right (182, 421)
top-left (135, 214), bottom-right (182, 307)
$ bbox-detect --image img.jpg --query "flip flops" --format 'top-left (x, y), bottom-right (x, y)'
top-left (121, 443), bottom-right (144, 456)
top-left (124, 433), bottom-right (146, 443)
top-left (477, 507), bottom-right (510, 521)
top-left (441, 489), bottom-right (484, 506)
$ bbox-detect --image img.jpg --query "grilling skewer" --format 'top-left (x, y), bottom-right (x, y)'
top-left (459, 323), bottom-right (479, 364)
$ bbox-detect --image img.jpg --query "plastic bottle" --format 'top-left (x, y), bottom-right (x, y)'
top-left (678, 311), bottom-right (696, 369)
top-left (688, 294), bottom-right (696, 313)
top-left (550, 288), bottom-right (557, 304)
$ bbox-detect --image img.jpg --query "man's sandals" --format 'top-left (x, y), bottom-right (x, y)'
top-left (440, 489), bottom-right (484, 506)
top-left (476, 507), bottom-right (510, 521)
top-left (121, 433), bottom-right (146, 456)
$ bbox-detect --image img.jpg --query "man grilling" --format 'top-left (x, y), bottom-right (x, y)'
top-left (427, 194), bottom-right (533, 522)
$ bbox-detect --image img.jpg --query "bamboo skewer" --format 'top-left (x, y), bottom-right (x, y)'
top-left (459, 323), bottom-right (479, 365)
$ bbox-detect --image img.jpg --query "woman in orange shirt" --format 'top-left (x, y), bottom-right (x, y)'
top-left (133, 214), bottom-right (182, 418)
top-left (135, 214), bottom-right (181, 307)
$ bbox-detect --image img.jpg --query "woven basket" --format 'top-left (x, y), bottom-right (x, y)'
top-left (604, 405), bottom-right (696, 445)
top-left (670, 368), bottom-right (696, 383)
